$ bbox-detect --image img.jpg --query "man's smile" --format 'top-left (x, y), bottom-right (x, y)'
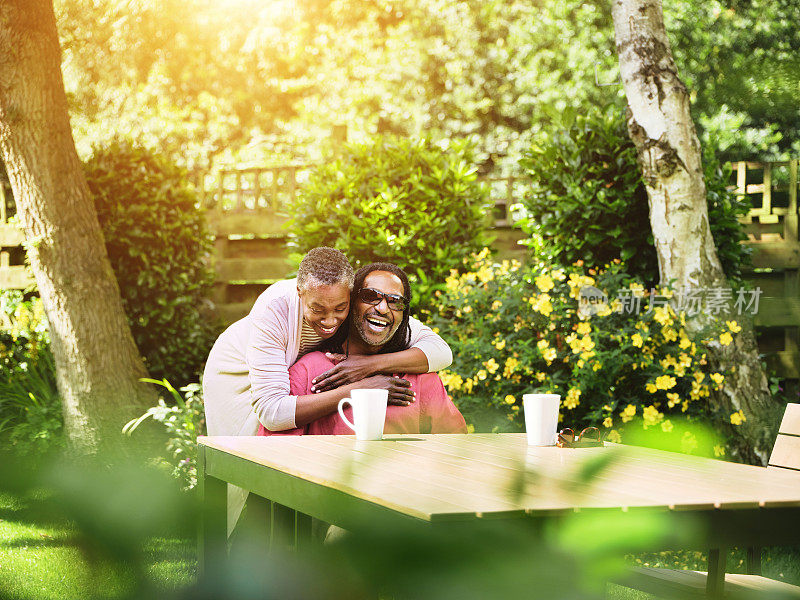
top-left (364, 312), bottom-right (391, 332)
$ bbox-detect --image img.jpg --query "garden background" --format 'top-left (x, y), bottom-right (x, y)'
top-left (1, 0), bottom-right (800, 598)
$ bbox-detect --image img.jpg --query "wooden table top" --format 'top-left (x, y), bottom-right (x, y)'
top-left (199, 433), bottom-right (800, 522)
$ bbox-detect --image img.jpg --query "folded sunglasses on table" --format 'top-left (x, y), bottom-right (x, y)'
top-left (556, 426), bottom-right (605, 448)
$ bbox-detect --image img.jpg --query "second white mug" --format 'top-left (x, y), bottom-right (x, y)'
top-left (523, 393), bottom-right (561, 446)
top-left (337, 389), bottom-right (388, 440)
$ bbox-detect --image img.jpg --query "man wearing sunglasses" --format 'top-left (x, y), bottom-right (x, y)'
top-left (258, 262), bottom-right (466, 436)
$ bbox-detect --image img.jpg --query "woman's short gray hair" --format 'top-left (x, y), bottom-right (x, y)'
top-left (297, 247), bottom-right (354, 291)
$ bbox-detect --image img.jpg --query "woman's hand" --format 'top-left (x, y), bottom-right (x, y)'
top-left (311, 354), bottom-right (381, 392)
top-left (356, 374), bottom-right (415, 406)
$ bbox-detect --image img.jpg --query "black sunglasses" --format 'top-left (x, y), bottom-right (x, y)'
top-left (357, 287), bottom-right (408, 311)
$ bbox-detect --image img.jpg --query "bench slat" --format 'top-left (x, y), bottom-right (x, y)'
top-left (779, 404), bottom-right (800, 436)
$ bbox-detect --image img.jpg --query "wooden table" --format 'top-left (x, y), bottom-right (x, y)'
top-left (197, 434), bottom-right (800, 592)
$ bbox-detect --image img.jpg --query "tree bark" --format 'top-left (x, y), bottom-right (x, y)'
top-left (611, 0), bottom-right (778, 464)
top-left (0, 0), bottom-right (157, 454)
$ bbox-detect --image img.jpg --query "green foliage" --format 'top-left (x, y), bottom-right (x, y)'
top-left (517, 105), bottom-right (751, 285)
top-left (665, 0), bottom-right (800, 160)
top-left (123, 379), bottom-right (205, 490)
top-left (84, 141), bottom-right (219, 388)
top-left (287, 135), bottom-right (490, 311)
top-left (517, 105), bottom-right (653, 279)
top-left (0, 292), bottom-right (63, 455)
top-left (430, 251), bottom-right (740, 456)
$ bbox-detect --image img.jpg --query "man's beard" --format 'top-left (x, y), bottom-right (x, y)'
top-left (354, 313), bottom-right (397, 347)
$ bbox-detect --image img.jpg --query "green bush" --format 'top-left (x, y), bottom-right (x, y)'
top-left (430, 250), bottom-right (743, 456)
top-left (0, 292), bottom-right (63, 454)
top-left (517, 105), bottom-right (751, 285)
top-left (84, 141), bottom-right (219, 388)
top-left (123, 379), bottom-right (205, 490)
top-left (287, 136), bottom-right (491, 312)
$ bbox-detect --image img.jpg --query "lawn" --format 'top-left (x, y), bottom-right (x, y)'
top-left (0, 492), bottom-right (194, 600)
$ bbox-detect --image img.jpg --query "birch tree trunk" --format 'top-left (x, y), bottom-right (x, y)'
top-left (0, 0), bottom-right (157, 454)
top-left (611, 0), bottom-right (777, 464)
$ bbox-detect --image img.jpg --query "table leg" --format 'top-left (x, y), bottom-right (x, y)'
top-left (270, 502), bottom-right (296, 554)
top-left (746, 546), bottom-right (762, 575)
top-left (198, 446), bottom-right (227, 583)
top-left (706, 547), bottom-right (727, 598)
top-left (235, 493), bottom-right (271, 558)
top-left (294, 511), bottom-right (313, 551)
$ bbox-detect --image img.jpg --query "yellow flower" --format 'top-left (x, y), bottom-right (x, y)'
top-left (661, 419), bottom-right (673, 433)
top-left (655, 375), bottom-right (677, 390)
top-left (643, 405), bottom-right (664, 428)
top-left (662, 327), bottom-right (678, 342)
top-left (503, 357), bottom-right (520, 378)
top-left (467, 423), bottom-right (476, 433)
top-left (714, 444), bottom-right (726, 457)
top-left (493, 339), bottom-right (506, 350)
top-left (645, 382), bottom-right (657, 394)
top-left (552, 269), bottom-right (566, 281)
top-left (440, 370), bottom-right (464, 392)
top-left (719, 331), bottom-right (733, 346)
top-left (535, 273), bottom-right (555, 293)
top-left (530, 294), bottom-right (553, 316)
top-left (576, 322), bottom-right (592, 335)
top-left (463, 305), bottom-right (473, 314)
top-left (537, 339), bottom-right (550, 351)
top-left (484, 358), bottom-right (499, 375)
top-left (727, 320), bottom-right (742, 333)
top-left (592, 362), bottom-right (602, 372)
top-left (631, 333), bottom-right (643, 348)
top-left (535, 371), bottom-right (546, 382)
top-left (607, 429), bottom-right (622, 443)
top-left (476, 369), bottom-right (488, 381)
top-left (504, 394), bottom-right (516, 405)
top-left (693, 371), bottom-right (705, 384)
top-left (653, 305), bottom-right (673, 326)
top-left (602, 416), bottom-right (613, 428)
top-left (564, 387), bottom-right (581, 410)
top-left (660, 355), bottom-right (677, 369)
top-left (710, 372), bottom-right (724, 388)
top-left (628, 282), bottom-right (646, 297)
top-left (491, 300), bottom-right (503, 311)
top-left (679, 336), bottom-right (692, 350)
top-left (476, 265), bottom-right (494, 283)
top-left (666, 392), bottom-right (680, 408)
top-left (542, 347), bottom-right (557, 365)
top-left (621, 404), bottom-right (637, 423)
top-left (730, 410), bottom-right (746, 425)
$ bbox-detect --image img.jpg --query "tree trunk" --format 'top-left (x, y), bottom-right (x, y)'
top-left (0, 0), bottom-right (157, 454)
top-left (611, 0), bottom-right (777, 464)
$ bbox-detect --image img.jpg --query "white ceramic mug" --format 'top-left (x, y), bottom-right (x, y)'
top-left (337, 389), bottom-right (388, 440)
top-left (523, 394), bottom-right (561, 446)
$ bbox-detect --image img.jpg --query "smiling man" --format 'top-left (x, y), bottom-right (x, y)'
top-left (258, 262), bottom-right (467, 436)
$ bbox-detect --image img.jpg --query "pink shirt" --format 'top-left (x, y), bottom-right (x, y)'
top-left (258, 351), bottom-right (467, 436)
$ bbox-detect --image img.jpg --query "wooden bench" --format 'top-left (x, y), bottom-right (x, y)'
top-left (616, 403), bottom-right (800, 598)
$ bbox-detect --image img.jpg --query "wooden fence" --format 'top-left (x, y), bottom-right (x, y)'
top-left (0, 177), bottom-right (33, 290)
top-left (733, 160), bottom-right (800, 377)
top-left (3, 159), bottom-right (800, 377)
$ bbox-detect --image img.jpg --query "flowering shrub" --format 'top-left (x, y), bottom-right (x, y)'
top-left (428, 250), bottom-right (743, 454)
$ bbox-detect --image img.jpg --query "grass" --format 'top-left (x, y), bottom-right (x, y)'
top-left (0, 491), bottom-right (195, 600)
